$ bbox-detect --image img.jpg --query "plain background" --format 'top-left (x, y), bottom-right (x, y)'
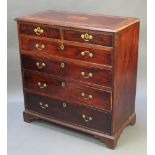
top-left (7, 0), bottom-right (147, 155)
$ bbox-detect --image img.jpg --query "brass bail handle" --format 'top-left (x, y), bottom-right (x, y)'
top-left (82, 114), bottom-right (93, 122)
top-left (36, 62), bottom-right (46, 69)
top-left (81, 92), bottom-right (92, 100)
top-left (81, 33), bottom-right (93, 41)
top-left (39, 102), bottom-right (48, 109)
top-left (35, 43), bottom-right (45, 51)
top-left (81, 72), bottom-right (93, 79)
top-left (37, 82), bottom-right (47, 89)
top-left (34, 27), bottom-right (44, 35)
top-left (81, 51), bottom-right (93, 58)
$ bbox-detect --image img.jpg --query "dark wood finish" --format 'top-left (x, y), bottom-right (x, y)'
top-left (16, 10), bottom-right (140, 149)
top-left (25, 92), bottom-right (112, 134)
top-left (19, 22), bottom-right (60, 39)
top-left (23, 110), bottom-right (39, 123)
top-left (112, 22), bottom-right (140, 134)
top-left (20, 36), bottom-right (113, 66)
top-left (63, 29), bottom-right (113, 46)
top-left (23, 70), bottom-right (112, 111)
top-left (16, 10), bottom-right (139, 32)
top-left (21, 54), bottom-right (112, 88)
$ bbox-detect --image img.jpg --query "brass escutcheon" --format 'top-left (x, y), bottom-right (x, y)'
top-left (60, 44), bottom-right (65, 50)
top-left (61, 81), bottom-right (66, 87)
top-left (62, 102), bottom-right (67, 108)
top-left (60, 62), bottom-right (65, 68)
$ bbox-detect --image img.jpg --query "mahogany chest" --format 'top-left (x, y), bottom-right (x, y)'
top-left (16, 10), bottom-right (140, 149)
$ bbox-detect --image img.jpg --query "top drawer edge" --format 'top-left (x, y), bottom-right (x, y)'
top-left (16, 19), bottom-right (117, 33)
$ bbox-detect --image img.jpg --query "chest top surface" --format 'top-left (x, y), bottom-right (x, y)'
top-left (16, 10), bottom-right (139, 32)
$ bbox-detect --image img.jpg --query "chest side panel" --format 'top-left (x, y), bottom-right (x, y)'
top-left (112, 22), bottom-right (140, 134)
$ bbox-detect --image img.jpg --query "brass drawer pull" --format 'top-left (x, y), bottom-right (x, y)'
top-left (81, 33), bottom-right (93, 41)
top-left (34, 27), bottom-right (44, 35)
top-left (61, 81), bottom-right (66, 87)
top-left (39, 102), bottom-right (48, 109)
top-left (60, 62), bottom-right (65, 68)
top-left (35, 43), bottom-right (45, 50)
top-left (62, 102), bottom-right (67, 108)
top-left (81, 51), bottom-right (93, 58)
top-left (38, 82), bottom-right (47, 88)
top-left (81, 72), bottom-right (93, 79)
top-left (81, 92), bottom-right (92, 100)
top-left (82, 114), bottom-right (93, 122)
top-left (60, 44), bottom-right (65, 50)
top-left (36, 62), bottom-right (46, 69)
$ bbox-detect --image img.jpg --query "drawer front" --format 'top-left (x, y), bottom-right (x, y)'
top-left (21, 54), bottom-right (112, 88)
top-left (19, 23), bottom-right (60, 39)
top-left (23, 70), bottom-right (112, 111)
top-left (25, 92), bottom-right (112, 134)
top-left (20, 37), bottom-right (112, 66)
top-left (63, 29), bottom-right (113, 47)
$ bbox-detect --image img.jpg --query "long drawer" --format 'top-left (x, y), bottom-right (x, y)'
top-left (20, 37), bottom-right (112, 66)
top-left (23, 70), bottom-right (112, 111)
top-left (21, 54), bottom-right (112, 88)
top-left (25, 92), bottom-right (112, 134)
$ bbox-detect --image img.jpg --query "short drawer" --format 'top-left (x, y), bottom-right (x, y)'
top-left (63, 29), bottom-right (113, 47)
top-left (19, 22), bottom-right (60, 39)
top-left (20, 37), bottom-right (112, 66)
top-left (23, 70), bottom-right (112, 111)
top-left (25, 92), bottom-right (112, 134)
top-left (21, 54), bottom-right (112, 88)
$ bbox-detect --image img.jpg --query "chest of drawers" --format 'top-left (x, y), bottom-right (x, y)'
top-left (16, 10), bottom-right (140, 149)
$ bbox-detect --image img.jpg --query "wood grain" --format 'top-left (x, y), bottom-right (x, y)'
top-left (112, 22), bottom-right (140, 134)
top-left (21, 54), bottom-right (112, 88)
top-left (16, 10), bottom-right (140, 149)
top-left (19, 22), bottom-right (60, 39)
top-left (16, 10), bottom-right (139, 32)
top-left (23, 70), bottom-right (112, 111)
top-left (63, 29), bottom-right (113, 46)
top-left (25, 92), bottom-right (112, 134)
top-left (20, 36), bottom-right (113, 66)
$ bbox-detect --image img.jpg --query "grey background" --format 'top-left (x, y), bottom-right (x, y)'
top-left (8, 0), bottom-right (147, 155)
